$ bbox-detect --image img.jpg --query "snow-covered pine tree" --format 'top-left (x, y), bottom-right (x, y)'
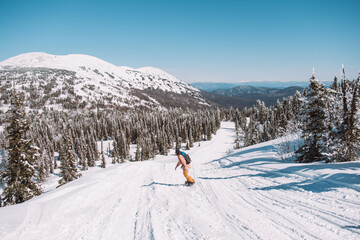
top-left (332, 72), bottom-right (360, 162)
top-left (135, 145), bottom-right (141, 161)
top-left (37, 149), bottom-right (49, 182)
top-left (120, 129), bottom-right (129, 160)
top-left (296, 69), bottom-right (329, 163)
top-left (86, 131), bottom-right (97, 167)
top-left (331, 75), bottom-right (339, 92)
top-left (329, 75), bottom-right (341, 126)
top-left (244, 115), bottom-right (260, 146)
top-left (256, 100), bottom-right (267, 124)
top-left (78, 129), bottom-right (88, 170)
top-left (1, 87), bottom-right (42, 206)
top-left (347, 76), bottom-right (360, 160)
top-left (326, 75), bottom-right (342, 162)
top-left (274, 100), bottom-right (287, 136)
top-left (292, 90), bottom-right (302, 124)
top-left (100, 139), bottom-right (106, 168)
top-left (234, 121), bottom-right (242, 149)
top-left (188, 127), bottom-right (194, 148)
top-left (268, 111), bottom-right (277, 139)
top-left (185, 140), bottom-right (190, 150)
top-left (206, 118), bottom-right (213, 141)
top-left (261, 120), bottom-right (272, 142)
top-left (112, 140), bottom-right (118, 164)
top-left (58, 127), bottom-right (82, 187)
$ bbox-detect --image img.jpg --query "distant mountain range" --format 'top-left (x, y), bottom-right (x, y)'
top-left (0, 52), bottom-right (210, 111)
top-left (190, 81), bottom-right (328, 108)
top-left (202, 86), bottom-right (304, 109)
top-left (212, 85), bottom-right (298, 95)
top-left (209, 85), bottom-right (304, 107)
top-left (190, 81), bottom-right (331, 92)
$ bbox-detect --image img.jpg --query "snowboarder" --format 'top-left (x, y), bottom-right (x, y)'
top-left (175, 148), bottom-right (195, 186)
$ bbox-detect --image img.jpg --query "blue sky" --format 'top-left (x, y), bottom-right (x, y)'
top-left (0, 0), bottom-right (359, 83)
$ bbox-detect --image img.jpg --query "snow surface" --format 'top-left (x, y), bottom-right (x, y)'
top-left (0, 122), bottom-right (359, 240)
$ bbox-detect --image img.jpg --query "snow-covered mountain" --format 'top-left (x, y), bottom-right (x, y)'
top-left (0, 52), bottom-right (208, 110)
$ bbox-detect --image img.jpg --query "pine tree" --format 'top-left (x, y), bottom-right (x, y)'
top-left (188, 127), bottom-right (194, 148)
top-left (37, 149), bottom-right (48, 182)
top-left (331, 75), bottom-right (338, 92)
top-left (78, 130), bottom-right (88, 171)
top-left (296, 69), bottom-right (328, 163)
top-left (112, 140), bottom-right (118, 164)
top-left (234, 124), bottom-right (242, 149)
top-left (185, 140), bottom-right (190, 150)
top-left (86, 133), bottom-right (96, 167)
top-left (1, 87), bottom-right (42, 205)
top-left (244, 115), bottom-right (260, 146)
top-left (332, 73), bottom-right (360, 162)
top-left (326, 75), bottom-right (342, 162)
top-left (58, 127), bottom-right (81, 187)
top-left (135, 146), bottom-right (141, 161)
top-left (346, 77), bottom-right (360, 160)
top-left (100, 139), bottom-right (106, 168)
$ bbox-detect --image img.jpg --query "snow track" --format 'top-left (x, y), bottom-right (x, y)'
top-left (0, 122), bottom-right (359, 239)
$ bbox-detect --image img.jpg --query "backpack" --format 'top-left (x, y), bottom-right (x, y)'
top-left (181, 151), bottom-right (191, 164)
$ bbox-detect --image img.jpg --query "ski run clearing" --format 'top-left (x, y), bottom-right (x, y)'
top-left (0, 122), bottom-right (359, 240)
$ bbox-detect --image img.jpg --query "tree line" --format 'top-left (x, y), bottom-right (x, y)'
top-left (233, 68), bottom-right (360, 163)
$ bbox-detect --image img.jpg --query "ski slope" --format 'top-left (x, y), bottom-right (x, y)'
top-left (0, 122), bottom-right (359, 240)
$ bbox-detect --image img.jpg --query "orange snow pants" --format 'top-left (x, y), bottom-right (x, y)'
top-left (183, 168), bottom-right (194, 183)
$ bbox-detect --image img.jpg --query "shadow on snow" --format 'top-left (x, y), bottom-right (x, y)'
top-left (200, 144), bottom-right (360, 193)
top-left (343, 225), bottom-right (360, 230)
top-left (198, 175), bottom-right (243, 180)
top-left (142, 182), bottom-right (184, 187)
top-left (252, 173), bottom-right (360, 193)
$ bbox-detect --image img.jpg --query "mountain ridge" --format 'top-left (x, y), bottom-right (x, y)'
top-left (190, 81), bottom-right (332, 91)
top-left (0, 52), bottom-right (209, 111)
top-left (211, 85), bottom-right (304, 106)
top-left (0, 52), bottom-right (198, 93)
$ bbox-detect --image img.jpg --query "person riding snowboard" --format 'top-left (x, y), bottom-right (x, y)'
top-left (175, 148), bottom-right (195, 186)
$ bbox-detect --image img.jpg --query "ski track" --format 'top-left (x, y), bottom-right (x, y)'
top-left (1, 122), bottom-right (360, 240)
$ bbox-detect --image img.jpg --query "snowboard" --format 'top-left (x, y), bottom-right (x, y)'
top-left (185, 181), bottom-right (195, 186)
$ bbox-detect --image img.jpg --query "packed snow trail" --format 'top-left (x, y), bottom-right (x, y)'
top-left (1, 122), bottom-right (360, 240)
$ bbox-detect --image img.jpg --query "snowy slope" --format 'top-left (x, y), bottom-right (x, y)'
top-left (0, 52), bottom-right (206, 110)
top-left (0, 122), bottom-right (359, 240)
top-left (0, 52), bottom-right (198, 93)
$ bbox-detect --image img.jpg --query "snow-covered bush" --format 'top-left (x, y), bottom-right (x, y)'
top-left (275, 131), bottom-right (302, 162)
